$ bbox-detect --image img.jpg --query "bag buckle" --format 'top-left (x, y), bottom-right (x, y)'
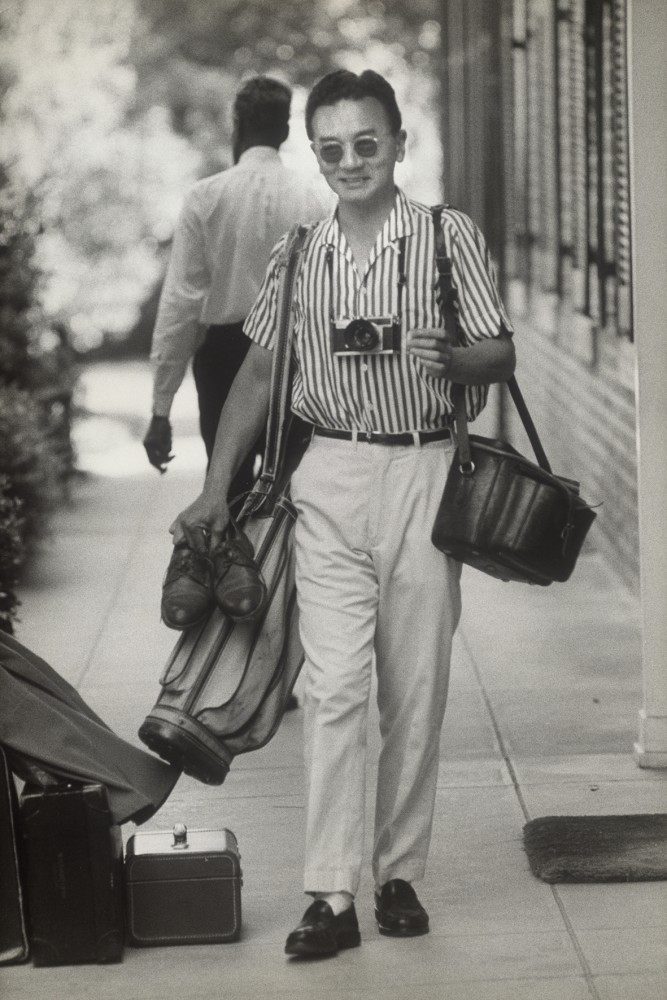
top-left (561, 520), bottom-right (574, 555)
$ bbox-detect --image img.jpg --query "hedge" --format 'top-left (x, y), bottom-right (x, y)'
top-left (0, 170), bottom-right (77, 633)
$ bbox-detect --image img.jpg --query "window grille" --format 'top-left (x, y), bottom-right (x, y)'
top-left (509, 0), bottom-right (632, 337)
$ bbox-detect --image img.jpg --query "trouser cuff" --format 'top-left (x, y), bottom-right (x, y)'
top-left (304, 867), bottom-right (360, 897)
top-left (374, 859), bottom-right (426, 892)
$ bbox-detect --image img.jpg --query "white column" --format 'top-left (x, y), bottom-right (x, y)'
top-left (629, 0), bottom-right (667, 767)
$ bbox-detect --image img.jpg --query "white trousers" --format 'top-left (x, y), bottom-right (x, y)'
top-left (290, 434), bottom-right (462, 897)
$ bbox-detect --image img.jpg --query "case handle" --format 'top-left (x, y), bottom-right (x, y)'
top-left (172, 823), bottom-right (189, 849)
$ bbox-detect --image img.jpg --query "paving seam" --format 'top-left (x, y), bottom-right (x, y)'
top-left (458, 625), bottom-right (603, 1000)
top-left (73, 475), bottom-right (163, 690)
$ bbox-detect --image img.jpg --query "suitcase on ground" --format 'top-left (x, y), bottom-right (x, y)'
top-left (0, 746), bottom-right (29, 965)
top-left (20, 782), bottom-right (124, 965)
top-left (124, 824), bottom-right (242, 946)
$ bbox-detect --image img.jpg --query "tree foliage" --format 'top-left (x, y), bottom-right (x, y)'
top-left (131, 0), bottom-right (442, 148)
top-left (134, 0), bottom-right (442, 90)
top-left (0, 0), bottom-right (199, 352)
top-left (0, 474), bottom-right (24, 633)
top-left (131, 0), bottom-right (444, 200)
top-left (0, 167), bottom-right (76, 632)
top-left (1, 0), bottom-right (444, 355)
top-left (0, 167), bottom-right (42, 386)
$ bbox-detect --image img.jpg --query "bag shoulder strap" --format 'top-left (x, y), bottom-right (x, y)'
top-left (247, 224), bottom-right (311, 508)
top-left (430, 205), bottom-right (552, 474)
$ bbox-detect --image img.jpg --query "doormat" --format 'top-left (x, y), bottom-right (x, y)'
top-left (523, 814), bottom-right (667, 883)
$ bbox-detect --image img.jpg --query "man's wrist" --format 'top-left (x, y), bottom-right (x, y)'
top-left (440, 344), bottom-right (455, 379)
top-left (152, 389), bottom-right (175, 418)
top-left (202, 465), bottom-right (231, 499)
top-left (201, 481), bottom-right (230, 510)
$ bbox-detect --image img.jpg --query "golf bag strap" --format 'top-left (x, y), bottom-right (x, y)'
top-left (430, 205), bottom-right (552, 474)
top-left (250, 224), bottom-right (311, 505)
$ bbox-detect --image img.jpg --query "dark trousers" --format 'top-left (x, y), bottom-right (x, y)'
top-left (192, 322), bottom-right (266, 502)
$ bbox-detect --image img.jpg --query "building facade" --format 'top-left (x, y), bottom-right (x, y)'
top-left (440, 0), bottom-right (638, 594)
top-left (439, 0), bottom-right (667, 766)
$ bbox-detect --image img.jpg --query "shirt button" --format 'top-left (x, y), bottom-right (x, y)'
top-left (361, 363), bottom-right (368, 372)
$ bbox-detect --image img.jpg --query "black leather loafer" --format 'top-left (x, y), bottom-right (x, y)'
top-left (374, 879), bottom-right (429, 937)
top-left (161, 542), bottom-right (214, 630)
top-left (212, 519), bottom-right (267, 622)
top-left (284, 900), bottom-right (361, 958)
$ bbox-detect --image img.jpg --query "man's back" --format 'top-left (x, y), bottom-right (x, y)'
top-left (187, 146), bottom-right (331, 325)
top-left (143, 74), bottom-right (330, 476)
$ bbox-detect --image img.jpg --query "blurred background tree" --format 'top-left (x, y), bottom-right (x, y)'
top-left (0, 167), bottom-right (73, 632)
top-left (0, 0), bottom-right (443, 630)
top-left (1, 0), bottom-right (200, 355)
top-left (1, 0), bottom-right (443, 359)
top-left (131, 0), bottom-right (443, 178)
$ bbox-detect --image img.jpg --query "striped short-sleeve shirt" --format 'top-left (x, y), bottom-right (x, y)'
top-left (243, 187), bottom-right (512, 433)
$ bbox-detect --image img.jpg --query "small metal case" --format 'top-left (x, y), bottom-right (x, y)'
top-left (124, 825), bottom-right (242, 946)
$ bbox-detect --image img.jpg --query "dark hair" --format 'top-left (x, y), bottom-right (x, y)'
top-left (233, 76), bottom-right (292, 142)
top-left (305, 69), bottom-right (402, 139)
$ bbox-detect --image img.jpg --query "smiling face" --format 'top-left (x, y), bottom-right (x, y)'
top-left (310, 97), bottom-right (406, 209)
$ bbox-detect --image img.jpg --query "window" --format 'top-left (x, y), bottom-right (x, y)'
top-left (511, 0), bottom-right (632, 336)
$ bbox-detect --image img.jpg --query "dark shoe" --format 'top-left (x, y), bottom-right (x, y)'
top-left (161, 542), bottom-right (213, 630)
top-left (284, 900), bottom-right (361, 958)
top-left (374, 879), bottom-right (429, 937)
top-left (284, 693), bottom-right (299, 712)
top-left (211, 519), bottom-right (267, 622)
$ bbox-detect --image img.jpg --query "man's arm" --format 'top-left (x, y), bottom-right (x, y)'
top-left (407, 327), bottom-right (515, 383)
top-left (144, 195), bottom-right (209, 471)
top-left (409, 209), bottom-right (516, 384)
top-left (170, 341), bottom-right (273, 551)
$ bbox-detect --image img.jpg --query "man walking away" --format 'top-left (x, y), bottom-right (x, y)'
top-left (146, 76), bottom-right (330, 637)
top-left (143, 75), bottom-right (330, 496)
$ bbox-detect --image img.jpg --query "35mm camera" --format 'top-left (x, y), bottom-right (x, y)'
top-left (331, 316), bottom-right (401, 356)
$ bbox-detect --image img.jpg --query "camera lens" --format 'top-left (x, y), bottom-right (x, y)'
top-left (345, 319), bottom-right (379, 351)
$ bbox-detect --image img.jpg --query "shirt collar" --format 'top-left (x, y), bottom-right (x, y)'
top-left (237, 146), bottom-right (281, 165)
top-left (318, 186), bottom-right (415, 252)
top-left (387, 187), bottom-right (416, 241)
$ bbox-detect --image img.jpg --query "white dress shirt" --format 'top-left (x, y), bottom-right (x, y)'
top-left (150, 146), bottom-right (331, 416)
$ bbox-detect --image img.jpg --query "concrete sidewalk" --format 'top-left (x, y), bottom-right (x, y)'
top-left (2, 361), bottom-right (666, 1000)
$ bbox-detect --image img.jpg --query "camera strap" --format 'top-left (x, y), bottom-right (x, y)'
top-left (324, 236), bottom-right (407, 326)
top-left (431, 204), bottom-right (553, 473)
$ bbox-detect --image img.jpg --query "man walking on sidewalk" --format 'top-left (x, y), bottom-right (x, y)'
top-left (143, 75), bottom-right (330, 493)
top-left (170, 68), bottom-right (515, 957)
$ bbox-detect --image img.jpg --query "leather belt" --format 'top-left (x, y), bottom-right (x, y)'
top-left (311, 426), bottom-right (451, 446)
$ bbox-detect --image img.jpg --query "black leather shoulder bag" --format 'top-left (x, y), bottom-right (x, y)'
top-left (429, 206), bottom-right (598, 586)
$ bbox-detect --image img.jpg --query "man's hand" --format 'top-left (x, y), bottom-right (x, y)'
top-left (143, 415), bottom-right (174, 473)
top-left (170, 491), bottom-right (231, 554)
top-left (407, 327), bottom-right (458, 378)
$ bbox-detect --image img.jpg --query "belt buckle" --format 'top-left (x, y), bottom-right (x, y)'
top-left (365, 430), bottom-right (374, 442)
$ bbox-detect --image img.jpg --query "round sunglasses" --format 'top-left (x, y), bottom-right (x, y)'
top-left (314, 135), bottom-right (384, 164)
